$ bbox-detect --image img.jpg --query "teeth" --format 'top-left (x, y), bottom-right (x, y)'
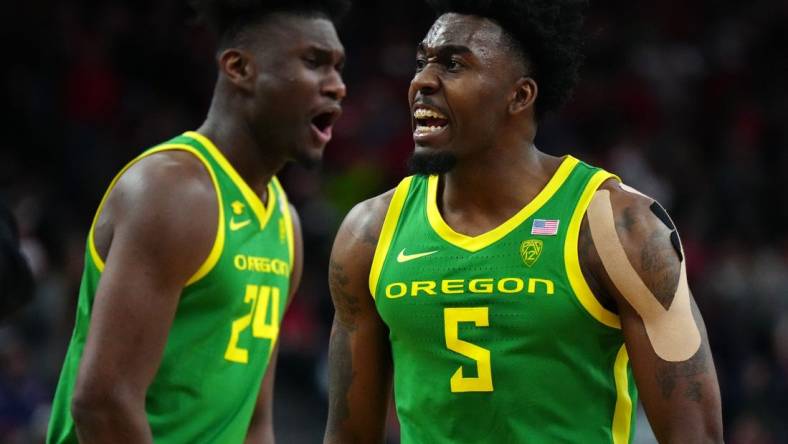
top-left (413, 108), bottom-right (447, 119)
top-left (415, 125), bottom-right (445, 133)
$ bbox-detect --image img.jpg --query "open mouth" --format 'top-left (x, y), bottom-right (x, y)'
top-left (310, 108), bottom-right (340, 144)
top-left (413, 108), bottom-right (449, 135)
top-left (312, 112), bottom-right (334, 133)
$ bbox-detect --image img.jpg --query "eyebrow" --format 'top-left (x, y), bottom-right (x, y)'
top-left (308, 45), bottom-right (346, 64)
top-left (416, 42), bottom-right (473, 58)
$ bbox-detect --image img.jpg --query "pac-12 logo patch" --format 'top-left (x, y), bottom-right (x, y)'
top-left (519, 239), bottom-right (543, 267)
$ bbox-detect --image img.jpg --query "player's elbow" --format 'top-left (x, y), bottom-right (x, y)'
top-left (701, 414), bottom-right (724, 443)
top-left (696, 399), bottom-right (724, 443)
top-left (70, 392), bottom-right (99, 428)
top-left (71, 390), bottom-right (112, 427)
top-left (664, 417), bottom-right (723, 444)
top-left (71, 382), bottom-right (140, 429)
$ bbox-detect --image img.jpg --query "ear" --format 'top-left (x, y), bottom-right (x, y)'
top-left (508, 77), bottom-right (538, 116)
top-left (218, 48), bottom-right (256, 93)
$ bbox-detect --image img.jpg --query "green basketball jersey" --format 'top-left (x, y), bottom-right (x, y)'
top-left (370, 156), bottom-right (638, 444)
top-left (47, 131), bottom-right (294, 444)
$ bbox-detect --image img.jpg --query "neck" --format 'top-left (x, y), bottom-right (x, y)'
top-left (439, 137), bottom-right (562, 229)
top-left (197, 95), bottom-right (285, 197)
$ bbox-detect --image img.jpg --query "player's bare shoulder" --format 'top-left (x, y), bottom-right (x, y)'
top-left (329, 188), bottom-right (397, 330)
top-left (587, 180), bottom-right (693, 336)
top-left (578, 179), bottom-right (687, 312)
top-left (577, 180), bottom-right (666, 285)
top-left (593, 181), bottom-right (682, 287)
top-left (596, 180), bottom-right (673, 253)
top-left (119, 150), bottom-right (216, 206)
top-left (94, 150), bottom-right (219, 269)
top-left (334, 187), bottom-right (397, 255)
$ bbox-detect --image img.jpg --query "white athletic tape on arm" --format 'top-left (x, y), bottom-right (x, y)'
top-left (587, 190), bottom-right (701, 362)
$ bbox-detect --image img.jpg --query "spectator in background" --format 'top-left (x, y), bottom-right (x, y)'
top-left (0, 202), bottom-right (34, 322)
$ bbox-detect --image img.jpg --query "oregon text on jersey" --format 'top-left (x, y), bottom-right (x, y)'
top-left (233, 254), bottom-right (290, 276)
top-left (383, 277), bottom-right (555, 299)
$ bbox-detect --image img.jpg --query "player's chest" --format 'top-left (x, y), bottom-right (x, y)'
top-left (376, 238), bottom-right (579, 339)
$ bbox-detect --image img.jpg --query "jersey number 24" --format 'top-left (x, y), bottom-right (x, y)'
top-left (225, 284), bottom-right (281, 364)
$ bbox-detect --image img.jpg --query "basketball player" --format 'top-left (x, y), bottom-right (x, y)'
top-left (324, 1), bottom-right (723, 442)
top-left (47, 1), bottom-right (348, 442)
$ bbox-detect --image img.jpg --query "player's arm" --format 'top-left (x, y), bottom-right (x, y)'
top-left (71, 152), bottom-right (218, 443)
top-left (582, 182), bottom-right (723, 443)
top-left (245, 204), bottom-right (304, 444)
top-left (324, 193), bottom-right (394, 444)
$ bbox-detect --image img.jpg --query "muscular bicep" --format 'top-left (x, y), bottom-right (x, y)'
top-left (324, 198), bottom-right (393, 444)
top-left (75, 154), bottom-right (217, 407)
top-left (585, 185), bottom-right (722, 442)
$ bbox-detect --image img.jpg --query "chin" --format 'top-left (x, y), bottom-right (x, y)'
top-left (293, 148), bottom-right (323, 170)
top-left (407, 150), bottom-right (457, 175)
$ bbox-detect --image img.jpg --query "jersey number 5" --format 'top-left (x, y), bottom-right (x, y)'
top-left (444, 307), bottom-right (494, 392)
top-left (224, 284), bottom-right (281, 364)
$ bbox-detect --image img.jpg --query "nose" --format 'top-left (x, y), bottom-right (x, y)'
top-left (410, 65), bottom-right (440, 97)
top-left (322, 71), bottom-right (347, 102)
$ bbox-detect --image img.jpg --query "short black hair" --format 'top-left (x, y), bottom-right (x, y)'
top-left (192, 0), bottom-right (351, 48)
top-left (426, 0), bottom-right (588, 119)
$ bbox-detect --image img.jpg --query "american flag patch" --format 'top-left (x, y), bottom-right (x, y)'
top-left (531, 219), bottom-right (560, 235)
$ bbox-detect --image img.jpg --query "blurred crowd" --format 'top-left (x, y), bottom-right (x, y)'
top-left (1, 0), bottom-right (787, 442)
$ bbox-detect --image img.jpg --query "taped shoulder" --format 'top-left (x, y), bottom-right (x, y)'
top-left (587, 188), bottom-right (701, 362)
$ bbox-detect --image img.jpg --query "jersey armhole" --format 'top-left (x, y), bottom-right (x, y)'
top-left (563, 170), bottom-right (622, 329)
top-left (271, 176), bottom-right (295, 275)
top-left (87, 144), bottom-right (225, 287)
top-left (368, 176), bottom-right (413, 299)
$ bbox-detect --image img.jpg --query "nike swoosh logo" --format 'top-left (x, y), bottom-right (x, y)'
top-left (397, 248), bottom-right (438, 263)
top-left (229, 218), bottom-right (252, 231)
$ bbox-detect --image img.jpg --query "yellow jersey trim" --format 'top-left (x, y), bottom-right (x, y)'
top-left (88, 144), bottom-right (225, 287)
top-left (612, 345), bottom-right (633, 444)
top-left (271, 176), bottom-right (295, 274)
top-left (369, 177), bottom-right (413, 299)
top-left (425, 156), bottom-right (579, 253)
top-left (564, 170), bottom-right (622, 329)
top-left (184, 131), bottom-right (276, 231)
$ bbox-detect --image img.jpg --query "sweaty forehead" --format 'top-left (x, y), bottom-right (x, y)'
top-left (422, 13), bottom-right (507, 56)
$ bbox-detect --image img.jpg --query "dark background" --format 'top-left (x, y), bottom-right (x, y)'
top-left (1, 0), bottom-right (787, 442)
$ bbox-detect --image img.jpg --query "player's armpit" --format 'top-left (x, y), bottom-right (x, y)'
top-left (324, 194), bottom-right (395, 444)
top-left (585, 184), bottom-right (723, 443)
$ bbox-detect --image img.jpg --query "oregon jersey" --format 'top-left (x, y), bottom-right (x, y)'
top-left (47, 131), bottom-right (294, 444)
top-left (370, 156), bottom-right (637, 443)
